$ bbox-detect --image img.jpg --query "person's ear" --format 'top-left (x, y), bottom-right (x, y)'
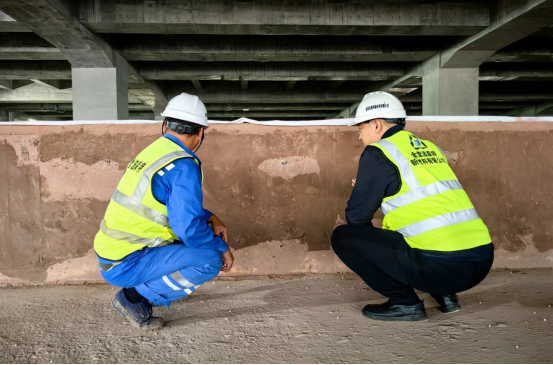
top-left (162, 119), bottom-right (167, 135)
top-left (198, 127), bottom-right (204, 139)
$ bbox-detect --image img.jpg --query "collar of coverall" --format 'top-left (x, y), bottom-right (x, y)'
top-left (163, 133), bottom-right (202, 164)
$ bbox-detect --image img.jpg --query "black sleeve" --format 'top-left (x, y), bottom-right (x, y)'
top-left (345, 146), bottom-right (395, 226)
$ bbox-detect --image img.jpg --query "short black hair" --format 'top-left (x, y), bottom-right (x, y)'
top-left (164, 116), bottom-right (203, 135)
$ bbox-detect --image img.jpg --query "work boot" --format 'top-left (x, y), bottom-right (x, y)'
top-left (362, 300), bottom-right (428, 322)
top-left (433, 294), bottom-right (461, 313)
top-left (112, 289), bottom-right (165, 330)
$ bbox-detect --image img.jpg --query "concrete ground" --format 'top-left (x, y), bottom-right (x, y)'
top-left (0, 270), bottom-right (552, 363)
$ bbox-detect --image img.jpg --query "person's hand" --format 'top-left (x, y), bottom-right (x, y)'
top-left (208, 214), bottom-right (228, 242)
top-left (221, 248), bottom-right (234, 272)
top-left (352, 179), bottom-right (356, 187)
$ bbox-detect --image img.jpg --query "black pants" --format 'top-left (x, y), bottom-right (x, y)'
top-left (331, 225), bottom-right (494, 305)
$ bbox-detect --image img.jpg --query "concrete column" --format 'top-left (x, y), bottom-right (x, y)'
top-left (422, 68), bottom-right (478, 115)
top-left (152, 95), bottom-right (167, 121)
top-left (72, 54), bottom-right (128, 120)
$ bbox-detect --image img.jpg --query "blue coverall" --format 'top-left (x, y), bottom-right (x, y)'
top-left (98, 134), bottom-right (228, 307)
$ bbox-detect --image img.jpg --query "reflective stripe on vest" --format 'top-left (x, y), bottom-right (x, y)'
top-left (100, 219), bottom-right (172, 248)
top-left (374, 140), bottom-right (421, 190)
top-left (381, 179), bottom-right (463, 215)
top-left (374, 139), bottom-right (478, 238)
top-left (396, 208), bottom-right (480, 238)
top-left (111, 189), bottom-right (168, 226)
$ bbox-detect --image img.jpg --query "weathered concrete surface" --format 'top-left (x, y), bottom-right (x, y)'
top-left (1, 271), bottom-right (552, 363)
top-left (0, 122), bottom-right (552, 284)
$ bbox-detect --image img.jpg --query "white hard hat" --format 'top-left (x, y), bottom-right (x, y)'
top-left (350, 91), bottom-right (407, 126)
top-left (161, 93), bottom-right (209, 128)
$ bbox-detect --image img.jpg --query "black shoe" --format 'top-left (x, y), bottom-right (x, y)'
top-left (433, 294), bottom-right (461, 313)
top-left (362, 301), bottom-right (428, 322)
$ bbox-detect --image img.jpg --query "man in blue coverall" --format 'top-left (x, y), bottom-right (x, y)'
top-left (94, 93), bottom-right (234, 330)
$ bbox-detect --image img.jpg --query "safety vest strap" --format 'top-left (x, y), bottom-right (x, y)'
top-left (374, 140), bottom-right (421, 190)
top-left (100, 219), bottom-right (172, 248)
top-left (131, 150), bottom-right (193, 202)
top-left (381, 179), bottom-right (463, 215)
top-left (396, 208), bottom-right (480, 238)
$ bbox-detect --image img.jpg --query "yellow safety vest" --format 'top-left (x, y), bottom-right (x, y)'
top-left (371, 130), bottom-right (491, 251)
top-left (94, 137), bottom-right (202, 261)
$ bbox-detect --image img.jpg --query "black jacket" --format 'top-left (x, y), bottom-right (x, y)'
top-left (345, 125), bottom-right (403, 226)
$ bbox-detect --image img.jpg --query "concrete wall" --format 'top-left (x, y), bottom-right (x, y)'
top-left (1, 121), bottom-right (552, 284)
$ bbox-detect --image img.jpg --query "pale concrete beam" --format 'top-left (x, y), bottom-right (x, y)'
top-left (206, 103), bottom-right (348, 111)
top-left (126, 62), bottom-right (168, 112)
top-left (0, 33), bottom-right (65, 61)
top-left (209, 111), bottom-right (337, 118)
top-left (489, 37), bottom-right (553, 62)
top-left (0, 11), bottom-right (30, 32)
top-left (439, 0), bottom-right (553, 68)
top-left (134, 61), bottom-right (552, 82)
top-left (0, 80), bottom-right (12, 90)
top-left (0, 103), bottom-right (148, 111)
top-left (479, 62), bottom-right (553, 80)
top-left (79, 0), bottom-right (489, 36)
top-left (30, 79), bottom-right (62, 90)
top-left (0, 102), bottom-right (349, 113)
top-left (331, 102), bottom-right (360, 119)
top-left (0, 0), bottom-right (117, 68)
top-left (0, 82), bottom-right (73, 103)
top-left (167, 82), bottom-right (367, 103)
top-left (115, 35), bottom-right (443, 62)
top-left (191, 80), bottom-right (203, 91)
top-left (240, 77), bottom-right (248, 91)
top-left (152, 95), bottom-right (166, 121)
top-left (4, 33), bottom-right (552, 63)
top-left (12, 80), bottom-right (34, 89)
top-left (0, 61), bottom-right (72, 80)
top-left (137, 62), bottom-right (407, 81)
top-left (0, 80), bottom-right (143, 105)
top-left (400, 85), bottom-right (553, 102)
top-left (285, 81), bottom-right (297, 90)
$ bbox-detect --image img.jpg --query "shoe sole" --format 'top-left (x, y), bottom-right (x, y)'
top-left (112, 297), bottom-right (164, 331)
top-left (362, 310), bottom-right (429, 322)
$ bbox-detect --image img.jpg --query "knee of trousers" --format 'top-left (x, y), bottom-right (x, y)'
top-left (200, 250), bottom-right (224, 281)
top-left (330, 225), bottom-right (349, 251)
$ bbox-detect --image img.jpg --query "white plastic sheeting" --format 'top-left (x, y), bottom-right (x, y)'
top-left (1, 116), bottom-right (552, 127)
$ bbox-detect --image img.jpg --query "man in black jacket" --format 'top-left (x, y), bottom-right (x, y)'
top-left (331, 92), bottom-right (494, 321)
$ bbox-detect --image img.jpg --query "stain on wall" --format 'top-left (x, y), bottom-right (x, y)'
top-left (0, 122), bottom-right (552, 283)
top-left (0, 139), bottom-right (45, 281)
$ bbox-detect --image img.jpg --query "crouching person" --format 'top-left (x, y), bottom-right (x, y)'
top-left (94, 93), bottom-right (234, 330)
top-left (331, 92), bottom-right (494, 322)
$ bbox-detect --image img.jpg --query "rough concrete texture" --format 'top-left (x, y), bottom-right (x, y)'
top-left (0, 122), bottom-right (552, 284)
top-left (0, 271), bottom-right (552, 363)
